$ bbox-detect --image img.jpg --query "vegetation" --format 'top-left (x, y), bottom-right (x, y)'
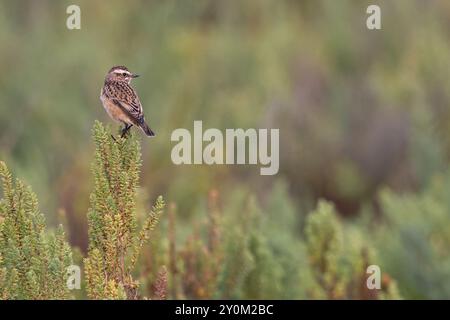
top-left (84, 122), bottom-right (165, 299)
top-left (0, 162), bottom-right (72, 299)
top-left (1, 1), bottom-right (450, 299)
top-left (0, 123), bottom-right (405, 299)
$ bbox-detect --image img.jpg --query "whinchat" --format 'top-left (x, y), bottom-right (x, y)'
top-left (100, 65), bottom-right (155, 138)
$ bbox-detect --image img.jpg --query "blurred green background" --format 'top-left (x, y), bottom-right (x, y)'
top-left (1, 0), bottom-right (450, 299)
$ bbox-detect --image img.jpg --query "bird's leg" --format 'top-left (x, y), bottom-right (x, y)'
top-left (121, 124), bottom-right (132, 138)
top-left (120, 125), bottom-right (127, 138)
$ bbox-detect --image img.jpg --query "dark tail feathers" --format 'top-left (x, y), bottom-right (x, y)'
top-left (140, 121), bottom-right (155, 137)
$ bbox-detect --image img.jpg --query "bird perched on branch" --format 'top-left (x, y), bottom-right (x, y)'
top-left (100, 65), bottom-right (155, 138)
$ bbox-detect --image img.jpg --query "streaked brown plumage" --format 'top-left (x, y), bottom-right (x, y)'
top-left (100, 66), bottom-right (155, 137)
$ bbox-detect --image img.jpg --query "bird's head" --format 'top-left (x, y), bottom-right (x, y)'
top-left (105, 66), bottom-right (139, 83)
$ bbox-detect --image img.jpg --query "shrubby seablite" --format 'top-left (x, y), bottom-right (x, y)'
top-left (0, 122), bottom-right (166, 300)
top-left (0, 121), bottom-right (404, 300)
top-left (84, 121), bottom-right (165, 299)
top-left (0, 162), bottom-right (72, 299)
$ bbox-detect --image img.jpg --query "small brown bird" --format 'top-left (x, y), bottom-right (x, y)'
top-left (100, 65), bottom-right (155, 138)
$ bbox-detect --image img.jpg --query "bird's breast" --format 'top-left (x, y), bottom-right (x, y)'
top-left (101, 96), bottom-right (131, 124)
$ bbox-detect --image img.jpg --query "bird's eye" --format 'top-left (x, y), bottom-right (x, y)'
top-left (122, 73), bottom-right (127, 76)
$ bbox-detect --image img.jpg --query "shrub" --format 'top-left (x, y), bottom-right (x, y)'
top-left (83, 121), bottom-right (165, 299)
top-left (1, 122), bottom-right (408, 300)
top-left (303, 200), bottom-right (401, 299)
top-left (163, 184), bottom-right (302, 299)
top-left (375, 175), bottom-right (450, 299)
top-left (0, 161), bottom-right (72, 299)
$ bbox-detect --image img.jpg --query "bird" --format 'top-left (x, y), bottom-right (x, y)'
top-left (100, 65), bottom-right (155, 138)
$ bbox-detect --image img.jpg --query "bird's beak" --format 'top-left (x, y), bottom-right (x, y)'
top-left (131, 74), bottom-right (140, 78)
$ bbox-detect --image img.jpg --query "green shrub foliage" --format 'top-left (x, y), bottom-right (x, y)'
top-left (303, 200), bottom-right (401, 299)
top-left (375, 176), bottom-right (450, 299)
top-left (84, 121), bottom-right (165, 299)
top-left (2, 1), bottom-right (450, 300)
top-left (0, 122), bottom-right (415, 300)
top-left (0, 162), bottom-right (72, 299)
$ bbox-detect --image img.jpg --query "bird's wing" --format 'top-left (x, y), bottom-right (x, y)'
top-left (104, 81), bottom-right (144, 122)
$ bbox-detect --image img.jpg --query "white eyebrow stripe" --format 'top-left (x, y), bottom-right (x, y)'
top-left (113, 69), bottom-right (130, 74)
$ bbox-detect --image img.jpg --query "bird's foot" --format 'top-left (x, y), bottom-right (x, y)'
top-left (120, 124), bottom-right (132, 138)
